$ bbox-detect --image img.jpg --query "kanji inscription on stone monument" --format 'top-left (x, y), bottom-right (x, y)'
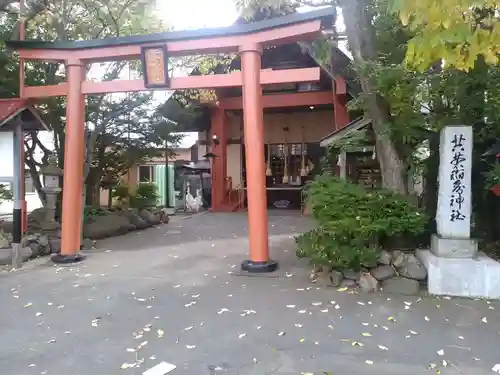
top-left (436, 126), bottom-right (472, 238)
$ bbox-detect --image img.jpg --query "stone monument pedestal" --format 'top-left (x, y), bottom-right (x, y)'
top-left (417, 249), bottom-right (500, 299)
top-left (430, 234), bottom-right (478, 258)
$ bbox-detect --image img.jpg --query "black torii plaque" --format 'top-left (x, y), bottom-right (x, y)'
top-left (140, 45), bottom-right (169, 89)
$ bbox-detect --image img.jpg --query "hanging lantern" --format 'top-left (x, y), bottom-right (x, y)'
top-left (266, 144), bottom-right (272, 176)
top-left (300, 126), bottom-right (307, 177)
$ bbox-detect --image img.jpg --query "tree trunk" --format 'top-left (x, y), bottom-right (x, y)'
top-left (337, 0), bottom-right (407, 194)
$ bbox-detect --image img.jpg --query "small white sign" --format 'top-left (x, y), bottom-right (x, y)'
top-left (142, 361), bottom-right (176, 375)
top-left (0, 132), bottom-right (14, 178)
top-left (436, 126), bottom-right (473, 238)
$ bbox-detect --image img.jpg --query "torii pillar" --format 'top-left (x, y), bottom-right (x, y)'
top-left (51, 59), bottom-right (86, 264)
top-left (239, 43), bottom-right (278, 273)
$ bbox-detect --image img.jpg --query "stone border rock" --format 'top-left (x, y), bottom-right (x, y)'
top-left (0, 207), bottom-right (169, 266)
top-left (309, 249), bottom-right (428, 295)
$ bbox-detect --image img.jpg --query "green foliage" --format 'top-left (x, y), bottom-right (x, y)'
top-left (130, 182), bottom-right (159, 209)
top-left (389, 0), bottom-right (500, 71)
top-left (484, 163), bottom-right (500, 189)
top-left (296, 174), bottom-right (427, 270)
top-left (83, 206), bottom-right (108, 223)
top-left (112, 184), bottom-right (131, 200)
top-left (0, 184), bottom-right (12, 202)
top-left (296, 228), bottom-right (380, 271)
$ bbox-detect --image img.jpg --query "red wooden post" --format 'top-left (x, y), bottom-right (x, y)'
top-left (240, 43), bottom-right (277, 273)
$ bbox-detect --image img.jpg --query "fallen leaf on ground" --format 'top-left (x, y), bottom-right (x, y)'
top-left (481, 317), bottom-right (488, 323)
top-left (277, 332), bottom-right (286, 336)
top-left (437, 349), bottom-right (444, 356)
top-left (184, 326), bottom-right (194, 331)
top-left (36, 312), bottom-right (42, 317)
top-left (378, 345), bottom-right (388, 351)
top-left (295, 324), bottom-right (303, 328)
top-left (365, 360), bottom-right (373, 365)
top-left (298, 310), bottom-right (307, 314)
top-left (24, 303), bottom-right (32, 308)
top-left (185, 345), bottom-right (196, 349)
top-left (493, 364), bottom-right (500, 373)
top-left (311, 302), bottom-right (322, 306)
top-left (120, 363), bottom-right (135, 369)
top-left (286, 305), bottom-right (296, 308)
top-left (361, 332), bottom-right (372, 337)
top-left (238, 333), bottom-right (247, 339)
top-left (337, 287), bottom-right (348, 292)
top-left (157, 329), bottom-right (164, 338)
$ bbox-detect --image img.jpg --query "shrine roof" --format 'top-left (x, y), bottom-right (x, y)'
top-left (0, 99), bottom-right (48, 132)
top-left (6, 8), bottom-right (333, 51)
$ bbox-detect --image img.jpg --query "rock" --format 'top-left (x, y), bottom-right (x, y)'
top-left (81, 238), bottom-right (95, 250)
top-left (139, 209), bottom-right (161, 226)
top-left (38, 235), bottom-right (49, 247)
top-left (397, 254), bottom-right (428, 280)
top-left (343, 269), bottom-right (360, 282)
top-left (49, 238), bottom-right (61, 254)
top-left (370, 265), bottom-right (396, 281)
top-left (359, 272), bottom-right (378, 292)
top-left (121, 210), bottom-right (151, 230)
top-left (83, 214), bottom-right (135, 239)
top-left (329, 270), bottom-right (343, 287)
top-left (28, 241), bottom-right (41, 256)
top-left (382, 277), bottom-right (420, 295)
top-left (27, 208), bottom-right (60, 232)
top-left (340, 279), bottom-right (357, 288)
top-left (392, 250), bottom-right (407, 268)
top-left (0, 230), bottom-right (10, 248)
top-left (378, 250), bottom-right (392, 265)
top-left (0, 246), bottom-right (33, 265)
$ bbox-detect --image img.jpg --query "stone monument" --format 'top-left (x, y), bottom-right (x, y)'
top-left (39, 154), bottom-right (63, 231)
top-left (417, 125), bottom-right (500, 298)
top-left (433, 125), bottom-right (477, 257)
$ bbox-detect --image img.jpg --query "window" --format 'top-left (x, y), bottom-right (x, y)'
top-left (25, 175), bottom-right (37, 194)
top-left (138, 165), bottom-right (155, 182)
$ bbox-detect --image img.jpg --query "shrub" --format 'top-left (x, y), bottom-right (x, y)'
top-left (0, 184), bottom-right (12, 202)
top-left (130, 182), bottom-right (159, 209)
top-left (296, 174), bottom-right (428, 271)
top-left (83, 206), bottom-right (108, 223)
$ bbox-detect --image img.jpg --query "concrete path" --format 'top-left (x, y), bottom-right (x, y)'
top-left (0, 211), bottom-right (499, 375)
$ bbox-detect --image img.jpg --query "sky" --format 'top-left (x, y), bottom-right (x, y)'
top-left (144, 0), bottom-right (240, 148)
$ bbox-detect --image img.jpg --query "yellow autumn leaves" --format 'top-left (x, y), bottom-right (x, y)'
top-left (390, 0), bottom-right (500, 71)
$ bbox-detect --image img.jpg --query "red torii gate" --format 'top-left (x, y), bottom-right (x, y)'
top-left (7, 8), bottom-right (333, 271)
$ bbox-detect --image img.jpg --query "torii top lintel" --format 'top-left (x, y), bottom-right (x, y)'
top-left (6, 8), bottom-right (334, 62)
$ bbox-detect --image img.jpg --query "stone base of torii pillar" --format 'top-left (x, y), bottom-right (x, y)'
top-left (417, 125), bottom-right (500, 299)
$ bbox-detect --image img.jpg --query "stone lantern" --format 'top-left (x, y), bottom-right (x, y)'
top-left (40, 154), bottom-right (63, 231)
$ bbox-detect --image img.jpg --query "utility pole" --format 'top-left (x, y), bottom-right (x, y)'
top-left (164, 139), bottom-right (170, 208)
